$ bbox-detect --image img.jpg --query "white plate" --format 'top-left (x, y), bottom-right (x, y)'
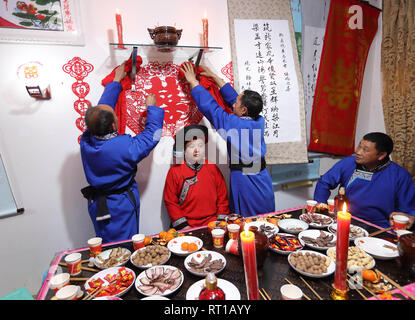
top-left (354, 237), bottom-right (399, 260)
top-left (298, 229), bottom-right (337, 250)
top-left (135, 265), bottom-right (184, 297)
top-left (84, 267), bottom-right (135, 298)
top-left (288, 250), bottom-right (335, 278)
top-left (246, 221), bottom-right (279, 237)
top-left (167, 236), bottom-right (203, 256)
top-left (130, 245), bottom-right (171, 269)
top-left (186, 278), bottom-right (241, 300)
top-left (184, 251), bottom-right (226, 277)
top-left (299, 213), bottom-right (333, 229)
top-left (268, 233), bottom-right (305, 255)
top-left (326, 247), bottom-right (375, 273)
top-left (141, 296), bottom-right (170, 300)
top-left (328, 223), bottom-right (368, 241)
top-left (94, 247), bottom-right (131, 269)
top-left (277, 218), bottom-right (309, 234)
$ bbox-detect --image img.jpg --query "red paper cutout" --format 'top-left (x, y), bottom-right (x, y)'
top-left (62, 57), bottom-right (94, 143)
top-left (221, 61), bottom-right (233, 87)
top-left (126, 61), bottom-right (203, 137)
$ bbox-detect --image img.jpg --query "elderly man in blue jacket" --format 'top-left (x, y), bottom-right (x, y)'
top-left (80, 62), bottom-right (165, 242)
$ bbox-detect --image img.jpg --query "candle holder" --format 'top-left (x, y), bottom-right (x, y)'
top-left (330, 284), bottom-right (349, 300)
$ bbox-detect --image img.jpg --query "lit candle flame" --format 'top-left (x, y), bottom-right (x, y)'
top-left (116, 8), bottom-right (120, 14)
top-left (204, 11), bottom-right (207, 19)
top-left (343, 202), bottom-right (347, 213)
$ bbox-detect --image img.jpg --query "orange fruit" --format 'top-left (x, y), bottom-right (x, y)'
top-left (245, 218), bottom-right (253, 223)
top-left (362, 270), bottom-right (381, 283)
top-left (208, 221), bottom-right (217, 229)
top-left (164, 233), bottom-right (175, 243)
top-left (159, 231), bottom-right (167, 240)
top-left (181, 242), bottom-right (189, 251)
top-left (177, 233), bottom-right (185, 237)
top-left (219, 221), bottom-right (228, 227)
top-left (188, 242), bottom-right (198, 252)
top-left (167, 228), bottom-right (177, 235)
top-left (144, 236), bottom-right (152, 246)
top-left (268, 218), bottom-right (279, 226)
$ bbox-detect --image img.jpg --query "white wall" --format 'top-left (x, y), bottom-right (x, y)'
top-left (0, 0), bottom-right (384, 297)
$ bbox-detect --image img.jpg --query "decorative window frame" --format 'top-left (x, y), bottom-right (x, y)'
top-left (0, 0), bottom-right (84, 46)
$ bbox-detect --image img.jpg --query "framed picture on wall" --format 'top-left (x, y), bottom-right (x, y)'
top-left (0, 0), bottom-right (84, 46)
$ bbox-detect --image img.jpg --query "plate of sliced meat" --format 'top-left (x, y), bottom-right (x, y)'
top-left (135, 265), bottom-right (183, 297)
top-left (184, 251), bottom-right (226, 276)
top-left (298, 229), bottom-right (337, 250)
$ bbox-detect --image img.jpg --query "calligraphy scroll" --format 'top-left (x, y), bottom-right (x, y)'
top-left (234, 19), bottom-right (301, 144)
top-left (227, 0), bottom-right (307, 164)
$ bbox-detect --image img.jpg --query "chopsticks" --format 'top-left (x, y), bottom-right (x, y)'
top-left (347, 273), bottom-right (380, 300)
top-left (82, 286), bottom-right (103, 300)
top-left (346, 277), bottom-right (367, 300)
top-left (58, 262), bottom-right (100, 273)
top-left (299, 276), bottom-right (323, 300)
top-left (369, 227), bottom-right (393, 237)
top-left (375, 269), bottom-right (415, 300)
top-left (284, 278), bottom-right (311, 300)
top-left (259, 288), bottom-right (271, 300)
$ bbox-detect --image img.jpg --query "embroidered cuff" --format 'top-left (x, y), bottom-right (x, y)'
top-left (172, 217), bottom-right (189, 230)
top-left (217, 214), bottom-right (228, 221)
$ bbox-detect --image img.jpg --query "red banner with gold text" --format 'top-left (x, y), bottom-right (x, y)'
top-left (308, 0), bottom-right (380, 155)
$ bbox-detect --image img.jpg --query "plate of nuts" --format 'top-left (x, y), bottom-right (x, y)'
top-left (130, 245), bottom-right (171, 269)
top-left (288, 250), bottom-right (335, 278)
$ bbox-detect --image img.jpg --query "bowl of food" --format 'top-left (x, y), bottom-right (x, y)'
top-left (130, 245), bottom-right (171, 269)
top-left (184, 251), bottom-right (226, 276)
top-left (135, 265), bottom-right (183, 297)
top-left (167, 236), bottom-right (203, 256)
top-left (328, 223), bottom-right (368, 241)
top-left (327, 246), bottom-right (375, 273)
top-left (94, 247), bottom-right (131, 269)
top-left (269, 233), bottom-right (304, 255)
top-left (298, 229), bottom-right (337, 250)
top-left (299, 213), bottom-right (333, 229)
top-left (277, 218), bottom-right (309, 235)
top-left (288, 250), bottom-right (335, 278)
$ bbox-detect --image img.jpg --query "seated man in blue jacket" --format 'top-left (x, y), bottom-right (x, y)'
top-left (80, 61), bottom-right (165, 242)
top-left (314, 132), bottom-right (415, 229)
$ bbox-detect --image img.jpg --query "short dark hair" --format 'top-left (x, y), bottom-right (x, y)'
top-left (84, 106), bottom-right (115, 136)
top-left (241, 90), bottom-right (263, 119)
top-left (362, 132), bottom-right (394, 156)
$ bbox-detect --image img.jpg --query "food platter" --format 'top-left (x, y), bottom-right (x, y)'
top-left (328, 223), bottom-right (368, 241)
top-left (327, 246), bottom-right (375, 273)
top-left (94, 247), bottom-right (131, 269)
top-left (184, 251), bottom-right (226, 276)
top-left (299, 213), bottom-right (333, 229)
top-left (84, 266), bottom-right (135, 298)
top-left (135, 265), bottom-right (184, 297)
top-left (186, 278), bottom-right (241, 300)
top-left (167, 236), bottom-right (203, 256)
top-left (268, 233), bottom-right (304, 255)
top-left (277, 218), bottom-right (309, 234)
top-left (298, 229), bottom-right (337, 250)
top-left (288, 250), bottom-right (335, 278)
top-left (246, 221), bottom-right (279, 238)
top-left (130, 245), bottom-right (171, 269)
top-left (354, 237), bottom-right (399, 260)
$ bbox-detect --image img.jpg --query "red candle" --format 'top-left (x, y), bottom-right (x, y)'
top-left (240, 227), bottom-right (259, 300)
top-left (333, 203), bottom-right (351, 291)
top-left (115, 9), bottom-right (126, 49)
top-left (202, 12), bottom-right (208, 48)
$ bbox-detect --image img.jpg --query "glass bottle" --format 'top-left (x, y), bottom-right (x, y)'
top-left (334, 187), bottom-right (349, 213)
top-left (198, 273), bottom-right (226, 300)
